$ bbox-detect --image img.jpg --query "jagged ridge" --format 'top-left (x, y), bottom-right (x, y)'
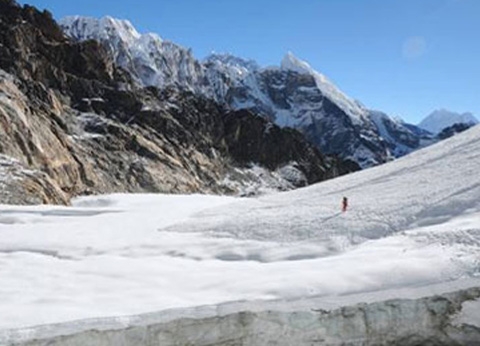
top-left (60, 16), bottom-right (432, 168)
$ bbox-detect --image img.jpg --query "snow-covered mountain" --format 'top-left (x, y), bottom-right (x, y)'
top-left (418, 109), bottom-right (478, 134)
top-left (220, 56), bottom-right (388, 166)
top-left (60, 16), bottom-right (428, 168)
top-left (213, 53), bottom-right (435, 167)
top-left (60, 16), bottom-right (209, 94)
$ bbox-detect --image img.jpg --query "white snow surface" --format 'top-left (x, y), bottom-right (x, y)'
top-left (418, 108), bottom-right (478, 134)
top-left (1, 125), bottom-right (480, 330)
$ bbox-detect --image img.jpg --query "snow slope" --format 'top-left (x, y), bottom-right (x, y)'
top-left (419, 109), bottom-right (478, 134)
top-left (0, 125), bottom-right (479, 330)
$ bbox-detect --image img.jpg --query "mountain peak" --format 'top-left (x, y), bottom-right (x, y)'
top-left (279, 51), bottom-right (367, 123)
top-left (418, 109), bottom-right (478, 134)
top-left (280, 51), bottom-right (313, 74)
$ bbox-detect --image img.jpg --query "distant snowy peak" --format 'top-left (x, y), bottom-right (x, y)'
top-left (280, 52), bottom-right (368, 123)
top-left (418, 109), bottom-right (478, 134)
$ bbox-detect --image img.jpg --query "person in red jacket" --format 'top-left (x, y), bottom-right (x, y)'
top-left (342, 196), bottom-right (348, 212)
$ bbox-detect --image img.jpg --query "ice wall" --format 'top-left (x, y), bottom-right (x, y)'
top-left (2, 287), bottom-right (480, 346)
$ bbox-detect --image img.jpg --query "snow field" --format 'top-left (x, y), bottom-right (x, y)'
top-left (0, 126), bottom-right (480, 330)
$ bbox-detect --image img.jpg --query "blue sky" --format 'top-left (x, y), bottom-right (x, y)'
top-left (18, 0), bottom-right (479, 123)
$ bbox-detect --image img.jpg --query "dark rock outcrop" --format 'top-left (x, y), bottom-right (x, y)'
top-left (222, 109), bottom-right (355, 184)
top-left (437, 123), bottom-right (475, 140)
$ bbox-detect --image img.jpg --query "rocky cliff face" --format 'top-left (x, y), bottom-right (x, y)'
top-left (0, 0), bottom-right (352, 204)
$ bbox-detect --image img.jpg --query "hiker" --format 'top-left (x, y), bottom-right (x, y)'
top-left (342, 196), bottom-right (348, 212)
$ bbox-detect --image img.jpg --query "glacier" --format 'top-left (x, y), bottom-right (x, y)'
top-left (1, 285), bottom-right (480, 345)
top-left (1, 122), bottom-right (480, 344)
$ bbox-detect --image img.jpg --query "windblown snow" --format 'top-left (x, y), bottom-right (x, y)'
top-left (0, 125), bottom-right (480, 330)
